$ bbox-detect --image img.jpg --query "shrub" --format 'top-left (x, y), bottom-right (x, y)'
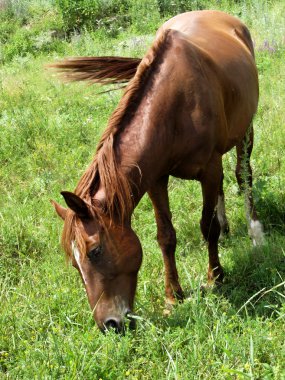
top-left (0, 0), bottom-right (30, 25)
top-left (128, 0), bottom-right (161, 33)
top-left (157, 0), bottom-right (209, 16)
top-left (55, 0), bottom-right (131, 35)
top-left (0, 1), bottom-right (64, 63)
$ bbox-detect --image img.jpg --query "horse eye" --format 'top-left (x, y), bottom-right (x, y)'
top-left (87, 246), bottom-right (102, 262)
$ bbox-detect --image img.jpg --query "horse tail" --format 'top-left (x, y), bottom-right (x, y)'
top-left (48, 56), bottom-right (142, 85)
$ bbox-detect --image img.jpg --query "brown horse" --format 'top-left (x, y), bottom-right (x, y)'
top-left (51, 10), bottom-right (264, 332)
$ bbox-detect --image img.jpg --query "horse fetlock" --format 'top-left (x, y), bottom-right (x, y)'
top-left (163, 287), bottom-right (184, 316)
top-left (207, 265), bottom-right (224, 285)
top-left (173, 286), bottom-right (184, 302)
top-left (165, 283), bottom-right (184, 302)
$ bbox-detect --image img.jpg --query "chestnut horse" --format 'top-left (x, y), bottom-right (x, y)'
top-left (51, 10), bottom-right (263, 332)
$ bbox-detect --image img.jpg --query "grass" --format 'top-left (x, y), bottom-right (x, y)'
top-left (0, 0), bottom-right (285, 379)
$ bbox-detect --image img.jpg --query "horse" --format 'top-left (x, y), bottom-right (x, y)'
top-left (51, 10), bottom-right (264, 333)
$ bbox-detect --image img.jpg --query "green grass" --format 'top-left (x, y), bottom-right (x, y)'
top-left (1, 0), bottom-right (285, 379)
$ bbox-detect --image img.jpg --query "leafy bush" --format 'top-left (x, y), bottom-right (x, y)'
top-left (55, 0), bottom-right (131, 35)
top-left (157, 0), bottom-right (208, 16)
top-left (127, 0), bottom-right (161, 33)
top-left (0, 1), bottom-right (64, 63)
top-left (0, 18), bottom-right (18, 45)
top-left (0, 0), bottom-right (31, 25)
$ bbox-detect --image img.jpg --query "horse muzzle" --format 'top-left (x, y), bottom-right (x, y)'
top-left (101, 310), bottom-right (136, 334)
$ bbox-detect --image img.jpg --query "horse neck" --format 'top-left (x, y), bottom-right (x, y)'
top-left (94, 52), bottom-right (179, 222)
top-left (115, 85), bottom-right (177, 205)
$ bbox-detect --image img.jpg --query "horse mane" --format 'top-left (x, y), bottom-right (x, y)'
top-left (61, 30), bottom-right (171, 257)
top-left (76, 30), bottom-right (170, 214)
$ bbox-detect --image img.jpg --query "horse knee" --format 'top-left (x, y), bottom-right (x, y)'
top-left (157, 227), bottom-right (176, 254)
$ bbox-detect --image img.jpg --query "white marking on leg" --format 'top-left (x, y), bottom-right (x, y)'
top-left (72, 241), bottom-right (88, 285)
top-left (244, 192), bottom-right (264, 246)
top-left (249, 219), bottom-right (264, 246)
top-left (217, 195), bottom-right (229, 237)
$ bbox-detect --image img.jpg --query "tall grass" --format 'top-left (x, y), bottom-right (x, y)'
top-left (0, 0), bottom-right (285, 378)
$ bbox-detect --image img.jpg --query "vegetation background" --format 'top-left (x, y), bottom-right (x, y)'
top-left (0, 0), bottom-right (284, 378)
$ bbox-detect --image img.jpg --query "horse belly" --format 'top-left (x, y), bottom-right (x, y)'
top-left (169, 139), bottom-right (216, 180)
top-left (170, 162), bottom-right (204, 180)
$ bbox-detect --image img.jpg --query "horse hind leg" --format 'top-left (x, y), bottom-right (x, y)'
top-left (235, 124), bottom-right (264, 246)
top-left (148, 176), bottom-right (184, 308)
top-left (200, 155), bottom-right (224, 284)
top-left (217, 172), bottom-right (230, 238)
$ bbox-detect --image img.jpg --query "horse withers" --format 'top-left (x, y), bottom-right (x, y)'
top-left (51, 10), bottom-right (263, 333)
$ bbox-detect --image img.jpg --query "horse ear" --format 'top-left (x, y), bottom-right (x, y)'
top-left (50, 199), bottom-right (67, 220)
top-left (61, 191), bottom-right (90, 219)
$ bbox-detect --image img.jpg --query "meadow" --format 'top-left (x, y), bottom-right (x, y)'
top-left (0, 0), bottom-right (284, 379)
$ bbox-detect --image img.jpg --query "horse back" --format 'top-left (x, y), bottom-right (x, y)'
top-left (157, 11), bottom-right (258, 152)
top-left (159, 10), bottom-right (255, 59)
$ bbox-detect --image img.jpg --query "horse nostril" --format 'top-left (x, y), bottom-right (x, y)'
top-left (104, 318), bottom-right (122, 333)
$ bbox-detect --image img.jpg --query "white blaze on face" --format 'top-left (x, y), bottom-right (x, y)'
top-left (72, 241), bottom-right (88, 285)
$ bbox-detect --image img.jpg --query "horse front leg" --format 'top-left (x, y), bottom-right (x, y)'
top-left (200, 156), bottom-right (224, 284)
top-left (148, 176), bottom-right (184, 307)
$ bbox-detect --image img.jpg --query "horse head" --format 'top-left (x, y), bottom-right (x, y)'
top-left (51, 191), bottom-right (142, 333)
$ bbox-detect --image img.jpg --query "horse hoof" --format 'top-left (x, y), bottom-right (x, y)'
top-left (163, 307), bottom-right (172, 317)
top-left (163, 298), bottom-right (175, 316)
